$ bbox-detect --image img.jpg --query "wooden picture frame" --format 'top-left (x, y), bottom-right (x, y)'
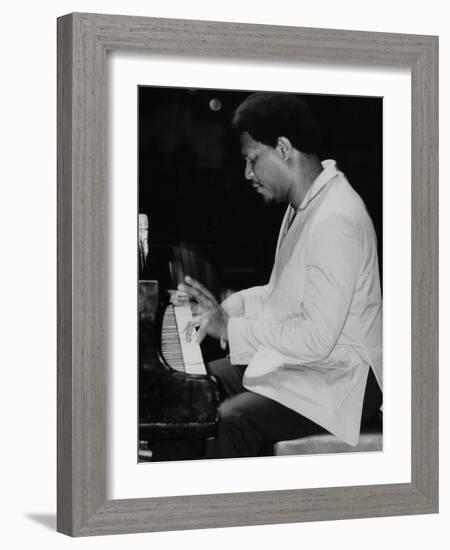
top-left (57, 12), bottom-right (438, 536)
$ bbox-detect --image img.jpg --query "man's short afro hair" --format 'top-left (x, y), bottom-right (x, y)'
top-left (232, 92), bottom-right (321, 155)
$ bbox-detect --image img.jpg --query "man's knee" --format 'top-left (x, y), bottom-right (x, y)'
top-left (218, 393), bottom-right (263, 432)
top-left (215, 394), bottom-right (267, 457)
top-left (218, 397), bottom-right (244, 428)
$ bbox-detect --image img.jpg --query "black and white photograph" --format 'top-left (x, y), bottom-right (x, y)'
top-left (137, 86), bottom-right (383, 463)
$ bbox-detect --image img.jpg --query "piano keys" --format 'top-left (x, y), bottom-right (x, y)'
top-left (161, 304), bottom-right (207, 375)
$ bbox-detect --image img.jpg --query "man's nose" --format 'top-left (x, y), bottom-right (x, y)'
top-left (245, 161), bottom-right (254, 180)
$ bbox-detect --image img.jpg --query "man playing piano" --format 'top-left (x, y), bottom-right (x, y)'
top-left (178, 92), bottom-right (383, 459)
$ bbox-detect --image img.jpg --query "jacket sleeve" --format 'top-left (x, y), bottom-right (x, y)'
top-left (221, 285), bottom-right (269, 318)
top-left (238, 285), bottom-right (269, 318)
top-left (228, 214), bottom-right (361, 364)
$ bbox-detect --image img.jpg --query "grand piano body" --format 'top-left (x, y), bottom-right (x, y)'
top-left (139, 280), bottom-right (220, 461)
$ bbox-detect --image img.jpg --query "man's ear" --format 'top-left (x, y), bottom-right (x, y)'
top-left (276, 137), bottom-right (293, 160)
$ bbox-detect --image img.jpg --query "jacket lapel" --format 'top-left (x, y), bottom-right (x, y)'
top-left (269, 167), bottom-right (339, 289)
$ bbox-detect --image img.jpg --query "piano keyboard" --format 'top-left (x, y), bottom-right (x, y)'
top-left (161, 304), bottom-right (207, 375)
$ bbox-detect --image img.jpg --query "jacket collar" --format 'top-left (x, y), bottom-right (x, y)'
top-left (297, 159), bottom-right (339, 211)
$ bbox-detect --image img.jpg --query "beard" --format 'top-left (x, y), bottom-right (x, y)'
top-left (254, 183), bottom-right (275, 205)
top-left (262, 194), bottom-right (275, 205)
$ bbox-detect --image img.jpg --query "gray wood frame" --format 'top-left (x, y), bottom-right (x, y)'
top-left (57, 12), bottom-right (438, 537)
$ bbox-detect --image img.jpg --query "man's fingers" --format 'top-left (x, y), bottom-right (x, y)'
top-left (185, 318), bottom-right (199, 343)
top-left (184, 314), bottom-right (204, 343)
top-left (184, 320), bottom-right (193, 343)
top-left (184, 276), bottom-right (218, 304)
top-left (178, 283), bottom-right (210, 307)
top-left (196, 325), bottom-right (207, 345)
top-left (170, 290), bottom-right (190, 306)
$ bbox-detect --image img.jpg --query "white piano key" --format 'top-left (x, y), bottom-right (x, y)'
top-left (173, 305), bottom-right (207, 375)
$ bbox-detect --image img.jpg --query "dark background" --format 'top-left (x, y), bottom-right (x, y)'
top-left (138, 86), bottom-right (382, 298)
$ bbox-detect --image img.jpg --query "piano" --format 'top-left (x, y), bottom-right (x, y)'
top-left (138, 281), bottom-right (220, 461)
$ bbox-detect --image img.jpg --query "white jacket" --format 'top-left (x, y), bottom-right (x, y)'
top-left (227, 160), bottom-right (382, 445)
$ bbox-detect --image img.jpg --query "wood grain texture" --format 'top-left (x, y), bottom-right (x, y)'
top-left (57, 12), bottom-right (439, 536)
top-left (57, 13), bottom-right (74, 535)
top-left (410, 36), bottom-right (439, 505)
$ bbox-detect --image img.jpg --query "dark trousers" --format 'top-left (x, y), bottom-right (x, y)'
top-left (206, 358), bottom-right (382, 459)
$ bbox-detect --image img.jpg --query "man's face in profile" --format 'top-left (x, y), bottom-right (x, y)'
top-left (240, 132), bottom-right (289, 205)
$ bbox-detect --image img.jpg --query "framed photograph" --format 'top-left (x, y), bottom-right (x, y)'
top-left (136, 86), bottom-right (383, 464)
top-left (57, 13), bottom-right (438, 536)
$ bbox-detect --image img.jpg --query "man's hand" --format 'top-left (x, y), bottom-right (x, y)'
top-left (169, 289), bottom-right (190, 307)
top-left (178, 276), bottom-right (229, 348)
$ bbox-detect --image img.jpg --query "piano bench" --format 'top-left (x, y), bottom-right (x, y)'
top-left (274, 430), bottom-right (382, 456)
